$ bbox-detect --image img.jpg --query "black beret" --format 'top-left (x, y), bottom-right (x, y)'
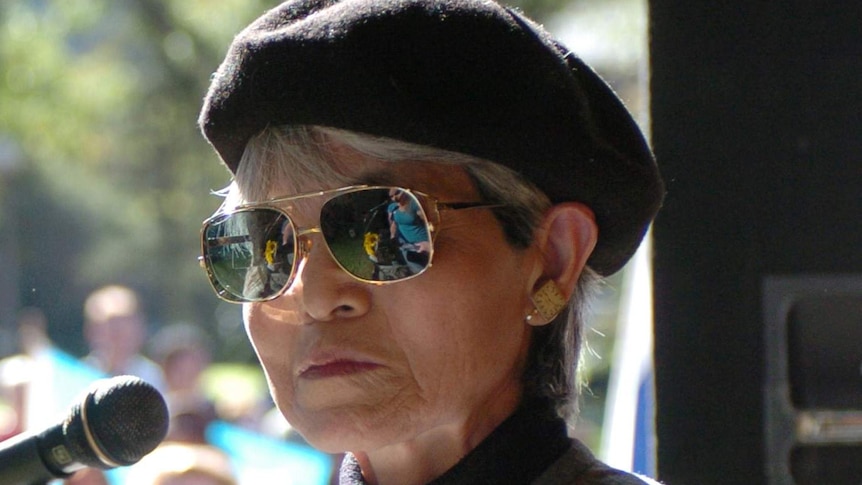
top-left (199, 0), bottom-right (664, 275)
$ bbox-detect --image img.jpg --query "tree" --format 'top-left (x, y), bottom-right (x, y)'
top-left (0, 0), bottom-right (621, 361)
top-left (0, 0), bottom-right (270, 359)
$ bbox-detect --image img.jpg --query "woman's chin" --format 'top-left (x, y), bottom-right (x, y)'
top-left (290, 408), bottom-right (412, 454)
top-left (286, 392), bottom-right (421, 452)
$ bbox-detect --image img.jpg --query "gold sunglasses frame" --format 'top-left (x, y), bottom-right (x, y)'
top-left (199, 185), bottom-right (500, 303)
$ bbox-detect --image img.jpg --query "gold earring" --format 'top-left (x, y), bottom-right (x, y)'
top-left (530, 280), bottom-right (567, 322)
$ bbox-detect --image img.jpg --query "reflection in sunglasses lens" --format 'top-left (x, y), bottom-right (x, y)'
top-left (322, 188), bottom-right (430, 282)
top-left (204, 187), bottom-right (434, 302)
top-left (204, 210), bottom-right (296, 302)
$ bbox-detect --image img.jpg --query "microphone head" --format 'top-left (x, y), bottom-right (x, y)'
top-left (63, 375), bottom-right (168, 469)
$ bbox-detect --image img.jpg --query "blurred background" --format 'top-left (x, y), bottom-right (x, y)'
top-left (0, 1), bottom-right (652, 483)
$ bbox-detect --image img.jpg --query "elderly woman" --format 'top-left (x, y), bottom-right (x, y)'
top-left (196, 0), bottom-right (664, 484)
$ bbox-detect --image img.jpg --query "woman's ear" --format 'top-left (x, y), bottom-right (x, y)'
top-left (525, 202), bottom-right (598, 325)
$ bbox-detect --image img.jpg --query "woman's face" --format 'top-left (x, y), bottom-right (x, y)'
top-left (243, 146), bottom-right (537, 453)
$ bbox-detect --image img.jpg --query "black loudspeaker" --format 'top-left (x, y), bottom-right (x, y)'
top-left (650, 2), bottom-right (862, 481)
top-left (764, 275), bottom-right (862, 485)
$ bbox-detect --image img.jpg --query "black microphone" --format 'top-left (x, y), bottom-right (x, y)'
top-left (0, 375), bottom-right (169, 485)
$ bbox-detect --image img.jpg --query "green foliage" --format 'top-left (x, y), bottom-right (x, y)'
top-left (0, 0), bottom-right (583, 361)
top-left (0, 0), bottom-right (271, 359)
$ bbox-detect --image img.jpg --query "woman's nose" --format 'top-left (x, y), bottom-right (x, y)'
top-left (292, 236), bottom-right (372, 321)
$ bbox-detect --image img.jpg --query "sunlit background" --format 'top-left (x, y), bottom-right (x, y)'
top-left (0, 1), bottom-right (653, 483)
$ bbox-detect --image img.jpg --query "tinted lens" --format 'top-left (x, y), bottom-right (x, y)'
top-left (202, 209), bottom-right (296, 302)
top-left (321, 188), bottom-right (431, 282)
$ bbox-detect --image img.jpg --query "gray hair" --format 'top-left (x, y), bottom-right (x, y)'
top-left (227, 125), bottom-right (599, 423)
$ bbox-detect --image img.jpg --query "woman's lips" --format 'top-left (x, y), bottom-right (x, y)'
top-left (299, 358), bottom-right (382, 380)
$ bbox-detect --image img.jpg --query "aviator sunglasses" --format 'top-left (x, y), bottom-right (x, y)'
top-left (200, 185), bottom-right (500, 303)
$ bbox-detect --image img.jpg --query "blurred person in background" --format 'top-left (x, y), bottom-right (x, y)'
top-left (0, 307), bottom-right (51, 441)
top-left (196, 0), bottom-right (664, 484)
top-left (82, 285), bottom-right (165, 392)
top-left (124, 442), bottom-right (237, 485)
top-left (0, 310), bottom-right (111, 485)
top-left (150, 322), bottom-right (219, 444)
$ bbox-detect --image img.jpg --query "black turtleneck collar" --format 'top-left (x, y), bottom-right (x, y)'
top-left (338, 398), bottom-right (572, 485)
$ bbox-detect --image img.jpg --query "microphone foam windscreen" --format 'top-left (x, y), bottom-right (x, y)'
top-left (65, 375), bottom-right (169, 468)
